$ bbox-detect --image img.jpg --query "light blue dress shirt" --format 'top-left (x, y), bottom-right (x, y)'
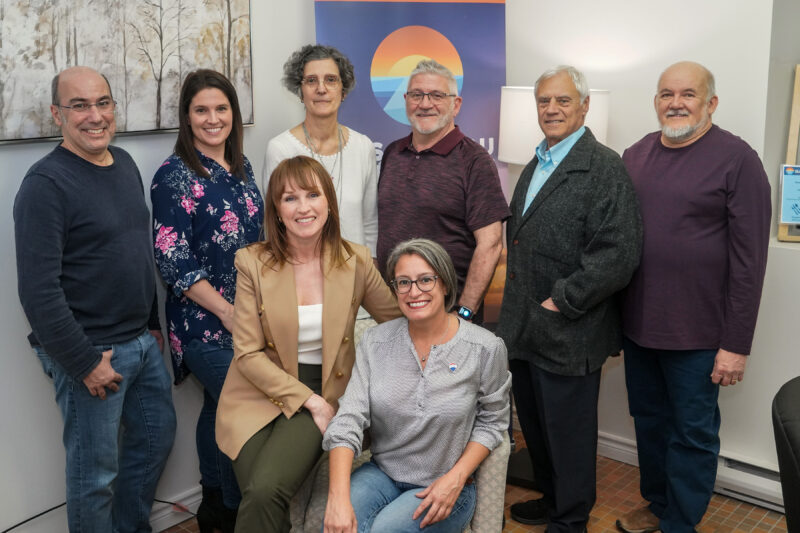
top-left (523, 126), bottom-right (586, 213)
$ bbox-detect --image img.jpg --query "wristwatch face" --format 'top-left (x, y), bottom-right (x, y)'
top-left (458, 306), bottom-right (473, 319)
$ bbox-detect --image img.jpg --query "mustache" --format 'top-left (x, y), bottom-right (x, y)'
top-left (665, 109), bottom-right (690, 118)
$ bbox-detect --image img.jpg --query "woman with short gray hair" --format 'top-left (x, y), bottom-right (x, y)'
top-left (322, 238), bottom-right (511, 533)
top-left (264, 44), bottom-right (379, 260)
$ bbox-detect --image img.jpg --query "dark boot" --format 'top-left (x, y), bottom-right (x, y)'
top-left (219, 504), bottom-right (238, 533)
top-left (196, 485), bottom-right (223, 533)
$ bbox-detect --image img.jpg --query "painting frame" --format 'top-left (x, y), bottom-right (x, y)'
top-left (0, 0), bottom-right (253, 144)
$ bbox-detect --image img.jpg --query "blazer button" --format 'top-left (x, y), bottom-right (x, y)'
top-left (342, 337), bottom-right (349, 344)
top-left (267, 341), bottom-right (275, 349)
top-left (509, 272), bottom-right (516, 280)
top-left (259, 304), bottom-right (264, 315)
top-left (512, 239), bottom-right (519, 245)
top-left (335, 371), bottom-right (344, 378)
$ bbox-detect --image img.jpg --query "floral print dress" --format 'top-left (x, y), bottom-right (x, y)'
top-left (151, 151), bottom-right (263, 383)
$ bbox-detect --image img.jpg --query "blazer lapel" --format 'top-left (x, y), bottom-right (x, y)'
top-left (321, 245), bottom-right (356, 384)
top-left (259, 258), bottom-right (299, 376)
top-left (517, 128), bottom-right (598, 223)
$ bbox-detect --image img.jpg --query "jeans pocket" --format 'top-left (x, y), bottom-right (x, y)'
top-left (95, 344), bottom-right (114, 360)
top-left (33, 347), bottom-right (55, 379)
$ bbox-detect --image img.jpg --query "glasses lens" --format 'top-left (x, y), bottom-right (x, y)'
top-left (303, 76), bottom-right (318, 86)
top-left (394, 279), bottom-right (411, 293)
top-left (323, 75), bottom-right (340, 86)
top-left (407, 91), bottom-right (424, 102)
top-left (417, 276), bottom-right (436, 291)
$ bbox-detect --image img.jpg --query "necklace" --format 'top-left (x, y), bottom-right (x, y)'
top-left (420, 315), bottom-right (452, 363)
top-left (302, 122), bottom-right (344, 201)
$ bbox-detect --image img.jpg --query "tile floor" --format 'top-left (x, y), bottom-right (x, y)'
top-left (162, 452), bottom-right (787, 532)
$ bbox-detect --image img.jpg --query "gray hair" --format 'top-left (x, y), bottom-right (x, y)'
top-left (407, 59), bottom-right (458, 96)
top-left (534, 65), bottom-right (589, 102)
top-left (51, 70), bottom-right (113, 106)
top-left (282, 44), bottom-right (356, 98)
top-left (385, 238), bottom-right (458, 312)
top-left (658, 61), bottom-right (716, 102)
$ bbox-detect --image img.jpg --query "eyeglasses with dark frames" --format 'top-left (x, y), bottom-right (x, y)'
top-left (390, 275), bottom-right (439, 294)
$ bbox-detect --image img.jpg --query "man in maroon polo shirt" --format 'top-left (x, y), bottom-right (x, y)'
top-left (377, 59), bottom-right (509, 323)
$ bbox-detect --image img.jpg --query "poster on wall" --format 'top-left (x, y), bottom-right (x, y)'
top-left (314, 0), bottom-right (506, 167)
top-left (0, 0), bottom-right (252, 143)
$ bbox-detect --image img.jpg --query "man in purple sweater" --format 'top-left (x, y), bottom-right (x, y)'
top-left (617, 62), bottom-right (771, 533)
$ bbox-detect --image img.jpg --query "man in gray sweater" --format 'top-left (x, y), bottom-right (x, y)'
top-left (497, 65), bottom-right (642, 533)
top-left (14, 66), bottom-right (175, 533)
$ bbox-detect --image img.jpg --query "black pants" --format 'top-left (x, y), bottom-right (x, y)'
top-left (510, 359), bottom-right (601, 533)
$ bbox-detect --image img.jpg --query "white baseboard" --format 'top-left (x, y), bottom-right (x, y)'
top-left (597, 431), bottom-right (640, 466)
top-left (597, 432), bottom-right (785, 513)
top-left (150, 485), bottom-right (202, 532)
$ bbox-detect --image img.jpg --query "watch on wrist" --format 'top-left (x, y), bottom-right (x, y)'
top-left (457, 305), bottom-right (474, 321)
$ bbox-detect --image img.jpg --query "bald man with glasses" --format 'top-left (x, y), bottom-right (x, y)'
top-left (14, 66), bottom-right (175, 532)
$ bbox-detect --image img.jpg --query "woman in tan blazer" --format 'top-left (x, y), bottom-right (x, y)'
top-left (216, 155), bottom-right (400, 532)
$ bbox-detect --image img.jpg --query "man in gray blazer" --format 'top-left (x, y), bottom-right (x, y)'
top-left (496, 65), bottom-right (642, 533)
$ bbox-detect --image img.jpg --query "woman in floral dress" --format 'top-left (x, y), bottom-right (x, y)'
top-left (151, 69), bottom-right (262, 533)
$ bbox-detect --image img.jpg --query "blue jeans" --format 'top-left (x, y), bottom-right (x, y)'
top-left (36, 331), bottom-right (176, 533)
top-left (183, 339), bottom-right (241, 509)
top-left (344, 461), bottom-right (476, 533)
top-left (623, 337), bottom-right (721, 533)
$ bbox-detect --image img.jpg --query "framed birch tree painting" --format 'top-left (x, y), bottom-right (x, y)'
top-left (0, 0), bottom-right (252, 142)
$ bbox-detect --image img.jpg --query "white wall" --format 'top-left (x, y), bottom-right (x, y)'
top-left (1, 1), bottom-right (798, 530)
top-left (0, 2), bottom-right (315, 531)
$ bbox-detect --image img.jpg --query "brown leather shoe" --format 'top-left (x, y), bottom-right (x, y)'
top-left (616, 505), bottom-right (660, 533)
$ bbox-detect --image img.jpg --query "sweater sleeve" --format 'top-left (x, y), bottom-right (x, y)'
top-left (14, 173), bottom-right (101, 380)
top-left (719, 149), bottom-right (771, 354)
top-left (360, 135), bottom-right (379, 256)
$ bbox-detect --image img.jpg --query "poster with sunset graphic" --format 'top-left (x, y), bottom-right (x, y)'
top-left (314, 0), bottom-right (505, 163)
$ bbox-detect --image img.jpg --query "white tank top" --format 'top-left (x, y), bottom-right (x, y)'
top-left (297, 304), bottom-right (323, 365)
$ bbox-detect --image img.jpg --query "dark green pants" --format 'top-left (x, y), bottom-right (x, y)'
top-left (233, 364), bottom-right (323, 533)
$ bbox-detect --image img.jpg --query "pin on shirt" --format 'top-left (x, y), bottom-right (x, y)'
top-left (449, 362), bottom-right (458, 373)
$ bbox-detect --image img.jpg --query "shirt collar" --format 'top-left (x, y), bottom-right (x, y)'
top-left (535, 126), bottom-right (586, 166)
top-left (401, 125), bottom-right (465, 155)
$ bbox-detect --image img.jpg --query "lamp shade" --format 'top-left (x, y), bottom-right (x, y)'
top-left (497, 86), bottom-right (611, 164)
top-left (585, 89), bottom-right (610, 144)
top-left (498, 86), bottom-right (541, 165)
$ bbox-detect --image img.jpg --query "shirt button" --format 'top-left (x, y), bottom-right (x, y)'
top-left (416, 155), bottom-right (420, 159)
top-left (267, 341), bottom-right (275, 349)
top-left (509, 272), bottom-right (516, 280)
